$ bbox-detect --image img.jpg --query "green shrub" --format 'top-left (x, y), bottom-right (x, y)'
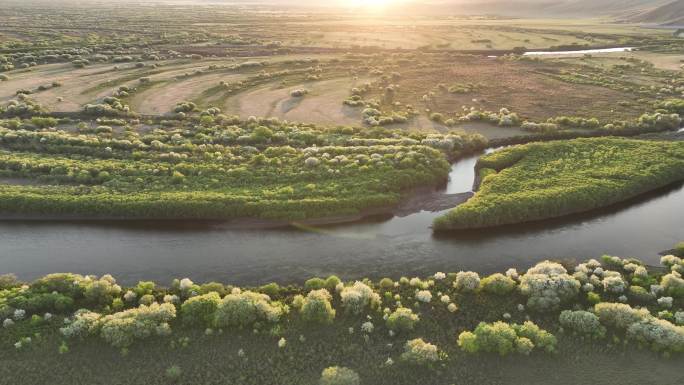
top-left (305, 278), bottom-right (326, 290)
top-left (559, 310), bottom-right (606, 338)
top-left (180, 292), bottom-right (221, 327)
top-left (259, 283), bottom-right (281, 297)
top-left (300, 289), bottom-right (335, 324)
top-left (214, 291), bottom-right (286, 328)
top-left (480, 273), bottom-right (516, 295)
top-left (386, 307), bottom-right (419, 332)
top-left (458, 321), bottom-right (556, 356)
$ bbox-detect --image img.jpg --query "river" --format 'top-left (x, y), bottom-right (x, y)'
top-left (523, 47), bottom-right (634, 56)
top-left (0, 149), bottom-right (682, 286)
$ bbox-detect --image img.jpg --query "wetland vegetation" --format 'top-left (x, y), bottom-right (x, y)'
top-left (1, 0), bottom-right (684, 384)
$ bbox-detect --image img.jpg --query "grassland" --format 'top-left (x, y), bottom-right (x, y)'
top-left (434, 137), bottom-right (684, 230)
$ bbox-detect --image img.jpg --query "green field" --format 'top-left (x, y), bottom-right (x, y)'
top-left (434, 137), bottom-right (684, 230)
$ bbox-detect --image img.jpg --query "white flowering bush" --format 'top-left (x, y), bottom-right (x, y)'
top-left (433, 272), bottom-right (446, 280)
top-left (661, 272), bottom-right (684, 298)
top-left (675, 311), bottom-right (684, 325)
top-left (661, 255), bottom-right (681, 268)
top-left (626, 318), bottom-right (684, 353)
top-left (180, 292), bottom-right (221, 327)
top-left (520, 261), bottom-right (580, 311)
top-left (83, 275), bottom-right (122, 307)
top-left (98, 303), bottom-right (176, 347)
top-left (361, 321), bottom-right (374, 333)
top-left (415, 290), bottom-right (432, 303)
top-left (559, 310), bottom-right (606, 338)
top-left (602, 275), bottom-right (627, 294)
top-left (657, 296), bottom-right (673, 308)
top-left (340, 282), bottom-right (380, 315)
top-left (594, 303), bottom-right (650, 330)
top-left (400, 338), bottom-right (441, 365)
top-left (214, 291), bottom-right (287, 328)
top-left (60, 310), bottom-right (102, 339)
top-left (454, 271), bottom-right (480, 292)
top-left (386, 307), bottom-right (419, 332)
top-left (3, 318), bottom-right (14, 328)
top-left (13, 309), bottom-right (25, 320)
top-left (319, 366), bottom-right (360, 385)
top-left (123, 290), bottom-right (137, 302)
top-left (300, 289), bottom-right (336, 324)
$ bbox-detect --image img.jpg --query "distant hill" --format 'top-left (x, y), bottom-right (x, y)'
top-left (427, 1), bottom-right (673, 18)
top-left (625, 0), bottom-right (684, 25)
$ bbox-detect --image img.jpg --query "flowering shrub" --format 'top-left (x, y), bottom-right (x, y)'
top-left (319, 366), bottom-right (360, 385)
top-left (300, 289), bottom-right (336, 324)
top-left (386, 307), bottom-right (419, 332)
top-left (340, 282), bottom-right (380, 315)
top-left (400, 338), bottom-right (441, 365)
top-left (454, 271), bottom-right (480, 292)
top-left (661, 272), bottom-right (684, 298)
top-left (415, 290), bottom-right (432, 303)
top-left (60, 310), bottom-right (102, 339)
top-left (594, 302), bottom-right (650, 330)
top-left (602, 275), bottom-right (627, 294)
top-left (626, 318), bottom-right (684, 353)
top-left (98, 303), bottom-right (176, 347)
top-left (559, 310), bottom-right (606, 338)
top-left (458, 321), bottom-right (556, 356)
top-left (520, 261), bottom-right (580, 311)
top-left (180, 292), bottom-right (221, 327)
top-left (480, 273), bottom-right (517, 295)
top-left (83, 275), bottom-right (122, 307)
top-left (214, 291), bottom-right (287, 328)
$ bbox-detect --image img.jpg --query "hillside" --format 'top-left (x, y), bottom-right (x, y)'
top-left (627, 0), bottom-right (684, 25)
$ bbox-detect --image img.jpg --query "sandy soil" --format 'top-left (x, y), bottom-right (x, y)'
top-left (130, 73), bottom-right (246, 115)
top-left (224, 77), bottom-right (369, 126)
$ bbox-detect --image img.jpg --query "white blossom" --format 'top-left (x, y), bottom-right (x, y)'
top-left (657, 297), bottom-right (673, 308)
top-left (13, 309), bottom-right (25, 320)
top-left (415, 290), bottom-right (432, 303)
top-left (179, 278), bottom-right (194, 291)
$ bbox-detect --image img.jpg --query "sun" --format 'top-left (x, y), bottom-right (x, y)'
top-left (348, 0), bottom-right (393, 9)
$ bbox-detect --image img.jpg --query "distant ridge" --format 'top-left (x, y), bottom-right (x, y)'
top-left (625, 0), bottom-right (684, 25)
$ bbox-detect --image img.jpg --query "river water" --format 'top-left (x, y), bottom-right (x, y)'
top-left (523, 47), bottom-right (634, 56)
top-left (0, 149), bottom-right (682, 286)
